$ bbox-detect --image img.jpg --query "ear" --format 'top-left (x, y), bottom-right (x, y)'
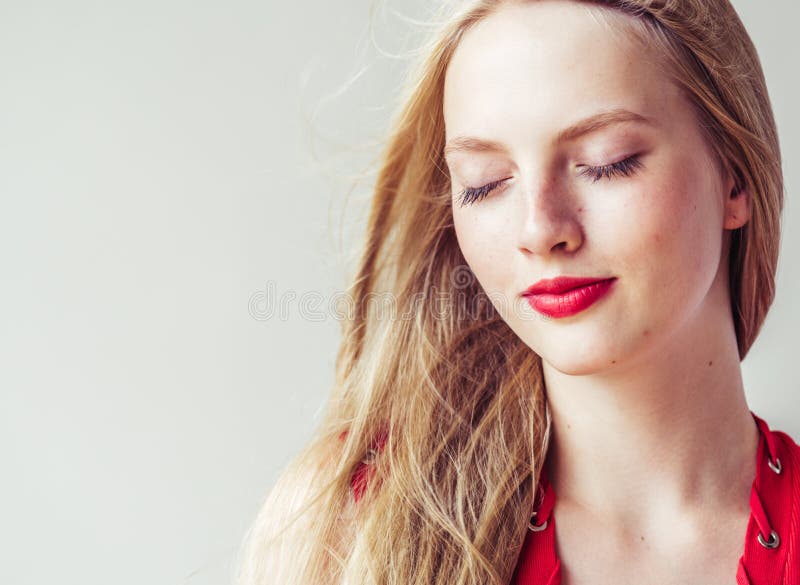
top-left (723, 167), bottom-right (750, 230)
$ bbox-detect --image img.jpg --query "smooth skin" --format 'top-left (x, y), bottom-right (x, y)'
top-left (443, 2), bottom-right (758, 584)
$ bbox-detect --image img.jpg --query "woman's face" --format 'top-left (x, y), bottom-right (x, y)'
top-left (443, 1), bottom-right (748, 374)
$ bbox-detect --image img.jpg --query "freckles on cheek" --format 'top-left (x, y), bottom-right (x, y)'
top-left (637, 184), bottom-right (708, 284)
top-left (455, 215), bottom-right (508, 289)
top-left (640, 183), bottom-right (688, 240)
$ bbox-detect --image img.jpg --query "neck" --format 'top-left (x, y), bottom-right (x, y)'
top-left (542, 274), bottom-right (760, 532)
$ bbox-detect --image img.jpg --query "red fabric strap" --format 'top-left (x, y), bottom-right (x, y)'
top-left (513, 411), bottom-right (797, 585)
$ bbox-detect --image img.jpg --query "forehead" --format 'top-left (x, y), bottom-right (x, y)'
top-left (443, 1), bottom-right (679, 149)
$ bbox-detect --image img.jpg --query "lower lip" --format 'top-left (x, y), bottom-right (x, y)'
top-left (524, 278), bottom-right (617, 318)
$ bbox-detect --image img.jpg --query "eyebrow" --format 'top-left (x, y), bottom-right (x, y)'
top-left (443, 108), bottom-right (654, 158)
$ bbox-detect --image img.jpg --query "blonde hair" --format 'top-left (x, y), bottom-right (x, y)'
top-left (235, 1), bottom-right (784, 583)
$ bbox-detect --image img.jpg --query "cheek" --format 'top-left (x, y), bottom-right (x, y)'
top-left (453, 210), bottom-right (511, 292)
top-left (624, 167), bottom-right (721, 295)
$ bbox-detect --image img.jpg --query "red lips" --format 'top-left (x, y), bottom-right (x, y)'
top-left (522, 276), bottom-right (613, 295)
top-left (521, 276), bottom-right (617, 318)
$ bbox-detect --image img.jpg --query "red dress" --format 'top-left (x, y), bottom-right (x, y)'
top-left (513, 411), bottom-right (800, 585)
top-left (347, 411), bottom-right (800, 584)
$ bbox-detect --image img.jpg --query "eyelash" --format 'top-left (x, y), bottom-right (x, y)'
top-left (456, 154), bottom-right (644, 207)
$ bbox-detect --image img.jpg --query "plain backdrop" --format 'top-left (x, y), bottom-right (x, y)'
top-left (1, 1), bottom-right (798, 584)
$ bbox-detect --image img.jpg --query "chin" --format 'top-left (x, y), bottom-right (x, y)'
top-left (540, 351), bottom-right (617, 376)
top-left (514, 325), bottom-right (626, 376)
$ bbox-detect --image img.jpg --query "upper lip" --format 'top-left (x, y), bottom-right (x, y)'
top-left (522, 276), bottom-right (615, 296)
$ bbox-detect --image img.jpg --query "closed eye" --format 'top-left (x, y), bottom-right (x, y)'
top-left (455, 154), bottom-right (643, 207)
top-left (456, 178), bottom-right (509, 207)
top-left (578, 154), bottom-right (643, 183)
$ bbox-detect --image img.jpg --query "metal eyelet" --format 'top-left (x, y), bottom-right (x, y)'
top-left (528, 512), bottom-right (548, 532)
top-left (757, 529), bottom-right (780, 549)
top-left (768, 457), bottom-right (782, 474)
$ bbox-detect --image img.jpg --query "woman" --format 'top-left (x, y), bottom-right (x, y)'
top-left (236, 1), bottom-right (797, 584)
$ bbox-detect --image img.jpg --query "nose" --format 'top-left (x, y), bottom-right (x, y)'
top-left (516, 177), bottom-right (583, 256)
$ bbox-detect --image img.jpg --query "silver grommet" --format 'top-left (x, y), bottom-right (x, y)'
top-left (528, 513), bottom-right (548, 532)
top-left (757, 530), bottom-right (780, 549)
top-left (768, 457), bottom-right (782, 474)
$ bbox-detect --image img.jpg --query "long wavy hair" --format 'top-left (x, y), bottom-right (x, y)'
top-left (235, 1), bottom-right (784, 583)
